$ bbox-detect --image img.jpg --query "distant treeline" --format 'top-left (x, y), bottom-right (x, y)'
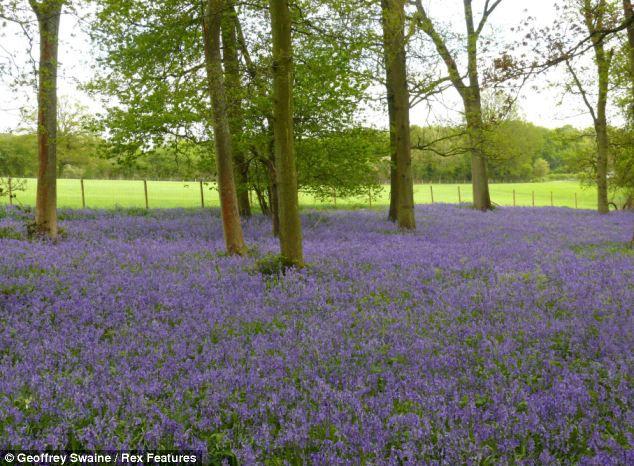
top-left (0, 120), bottom-right (595, 184)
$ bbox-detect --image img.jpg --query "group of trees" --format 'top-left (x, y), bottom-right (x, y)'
top-left (2, 0), bottom-right (634, 259)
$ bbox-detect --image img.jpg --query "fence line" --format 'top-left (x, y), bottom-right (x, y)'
top-left (0, 177), bottom-right (602, 210)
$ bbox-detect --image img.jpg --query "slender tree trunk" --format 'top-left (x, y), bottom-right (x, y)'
top-left (595, 117), bottom-right (610, 214)
top-left (464, 95), bottom-right (491, 211)
top-left (623, 0), bottom-right (634, 121)
top-left (383, 35), bottom-right (398, 222)
top-left (381, 0), bottom-right (415, 229)
top-left (463, 0), bottom-right (491, 211)
top-left (31, 0), bottom-right (62, 239)
top-left (270, 0), bottom-right (303, 267)
top-left (221, 2), bottom-right (251, 218)
top-left (585, 0), bottom-right (611, 214)
top-left (595, 71), bottom-right (610, 214)
top-left (266, 138), bottom-right (280, 237)
top-left (202, 0), bottom-right (247, 255)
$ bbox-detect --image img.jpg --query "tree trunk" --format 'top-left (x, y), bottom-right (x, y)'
top-left (202, 0), bottom-right (247, 255)
top-left (270, 0), bottom-right (303, 267)
top-left (266, 138), bottom-right (280, 237)
top-left (463, 0), bottom-right (492, 211)
top-left (221, 2), bottom-right (251, 218)
top-left (383, 37), bottom-right (398, 223)
top-left (595, 118), bottom-right (610, 214)
top-left (32, 0), bottom-right (62, 239)
top-left (623, 0), bottom-right (634, 121)
top-left (464, 95), bottom-right (492, 211)
top-left (587, 1), bottom-right (611, 214)
top-left (381, 0), bottom-right (415, 229)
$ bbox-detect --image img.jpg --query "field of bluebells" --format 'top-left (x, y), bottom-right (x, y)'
top-left (1, 204), bottom-right (633, 465)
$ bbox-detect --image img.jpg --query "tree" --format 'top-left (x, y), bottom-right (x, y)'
top-left (88, 0), bottom-right (373, 232)
top-left (533, 157), bottom-right (550, 179)
top-left (620, 3), bottom-right (634, 105)
top-left (222, 1), bottom-right (251, 217)
top-left (381, 0), bottom-right (415, 229)
top-left (413, 0), bottom-right (505, 210)
top-left (1, 0), bottom-right (65, 236)
top-left (202, 0), bottom-right (247, 255)
top-left (563, 0), bottom-right (618, 214)
top-left (270, 0), bottom-right (303, 267)
top-left (31, 0), bottom-right (64, 237)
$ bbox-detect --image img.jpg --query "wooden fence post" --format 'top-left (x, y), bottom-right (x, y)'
top-left (550, 191), bottom-right (553, 207)
top-left (513, 189), bottom-right (516, 207)
top-left (144, 179), bottom-right (149, 209)
top-left (7, 177), bottom-right (12, 206)
top-left (199, 180), bottom-right (205, 208)
top-left (430, 185), bottom-right (434, 204)
top-left (458, 186), bottom-right (461, 203)
top-left (368, 192), bottom-right (372, 207)
top-left (574, 192), bottom-right (578, 209)
top-left (80, 178), bottom-right (86, 208)
top-left (532, 191), bottom-right (535, 207)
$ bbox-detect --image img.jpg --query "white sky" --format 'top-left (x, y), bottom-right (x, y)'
top-left (0, 0), bottom-right (610, 133)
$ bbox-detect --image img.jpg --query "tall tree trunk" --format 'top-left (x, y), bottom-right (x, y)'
top-left (266, 135), bottom-right (280, 237)
top-left (31, 0), bottom-right (62, 239)
top-left (595, 63), bottom-right (610, 214)
top-left (202, 0), bottom-right (247, 255)
top-left (585, 0), bottom-right (611, 214)
top-left (384, 41), bottom-right (398, 222)
top-left (463, 0), bottom-right (491, 211)
top-left (623, 0), bottom-right (634, 122)
top-left (381, 0), bottom-right (415, 229)
top-left (595, 116), bottom-right (610, 214)
top-left (270, 0), bottom-right (303, 267)
top-left (266, 123), bottom-right (280, 237)
top-left (221, 2), bottom-right (251, 218)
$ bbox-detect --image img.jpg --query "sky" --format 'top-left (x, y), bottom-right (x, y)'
top-left (0, 0), bottom-right (613, 133)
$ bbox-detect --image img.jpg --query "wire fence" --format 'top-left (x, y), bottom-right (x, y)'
top-left (0, 177), bottom-right (601, 210)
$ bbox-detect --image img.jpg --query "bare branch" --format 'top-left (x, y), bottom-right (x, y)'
top-left (564, 58), bottom-right (596, 123)
top-left (412, 0), bottom-right (465, 96)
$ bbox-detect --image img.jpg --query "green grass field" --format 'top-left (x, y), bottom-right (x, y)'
top-left (1, 178), bottom-right (604, 210)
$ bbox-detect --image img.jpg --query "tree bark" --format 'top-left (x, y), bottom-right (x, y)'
top-left (270, 0), bottom-right (303, 267)
top-left (464, 92), bottom-right (491, 211)
top-left (202, 0), bottom-right (247, 255)
top-left (585, 0), bottom-right (611, 214)
top-left (221, 2), bottom-right (251, 218)
top-left (381, 0), bottom-right (415, 229)
top-left (266, 134), bottom-right (280, 237)
top-left (623, 0), bottom-right (634, 121)
top-left (463, 0), bottom-right (491, 210)
top-left (31, 0), bottom-right (62, 239)
top-left (383, 33), bottom-right (398, 223)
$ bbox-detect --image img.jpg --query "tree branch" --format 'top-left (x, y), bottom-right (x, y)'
top-left (565, 58), bottom-right (597, 123)
top-left (413, 0), bottom-right (466, 96)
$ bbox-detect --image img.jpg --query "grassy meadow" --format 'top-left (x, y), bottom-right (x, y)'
top-left (1, 177), bottom-right (603, 210)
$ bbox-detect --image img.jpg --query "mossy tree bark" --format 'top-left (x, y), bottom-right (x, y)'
top-left (202, 0), bottom-right (248, 255)
top-left (221, 1), bottom-right (251, 218)
top-left (381, 0), bottom-right (415, 229)
top-left (623, 0), bottom-right (634, 120)
top-left (566, 0), bottom-right (612, 214)
top-left (270, 0), bottom-right (304, 267)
